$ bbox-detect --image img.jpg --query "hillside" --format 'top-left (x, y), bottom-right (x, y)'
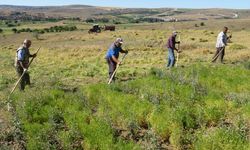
top-left (0, 5), bottom-right (250, 22)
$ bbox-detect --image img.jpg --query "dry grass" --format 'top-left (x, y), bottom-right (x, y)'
top-left (0, 19), bottom-right (250, 149)
top-left (1, 19), bottom-right (250, 87)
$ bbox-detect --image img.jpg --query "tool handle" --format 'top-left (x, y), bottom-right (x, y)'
top-left (27, 47), bottom-right (41, 69)
top-left (108, 53), bottom-right (127, 84)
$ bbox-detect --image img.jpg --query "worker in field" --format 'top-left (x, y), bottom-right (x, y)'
top-left (166, 31), bottom-right (180, 68)
top-left (212, 26), bottom-right (232, 63)
top-left (105, 38), bottom-right (128, 83)
top-left (15, 39), bottom-right (36, 91)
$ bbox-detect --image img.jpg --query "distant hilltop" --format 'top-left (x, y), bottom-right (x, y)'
top-left (0, 5), bottom-right (250, 23)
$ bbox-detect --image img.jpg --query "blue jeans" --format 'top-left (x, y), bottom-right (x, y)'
top-left (167, 48), bottom-right (175, 67)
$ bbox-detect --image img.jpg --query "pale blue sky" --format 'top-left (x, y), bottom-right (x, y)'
top-left (0, 0), bottom-right (250, 9)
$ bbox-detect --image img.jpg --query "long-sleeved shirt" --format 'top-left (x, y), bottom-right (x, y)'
top-left (216, 31), bottom-right (228, 48)
top-left (167, 35), bottom-right (177, 49)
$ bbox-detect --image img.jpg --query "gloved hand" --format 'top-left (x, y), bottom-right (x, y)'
top-left (23, 68), bottom-right (28, 72)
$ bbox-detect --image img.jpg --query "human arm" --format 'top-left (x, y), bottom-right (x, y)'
top-left (120, 48), bottom-right (128, 54)
top-left (18, 61), bottom-right (28, 72)
top-left (30, 53), bottom-right (37, 58)
top-left (172, 36), bottom-right (179, 51)
top-left (175, 40), bottom-right (181, 52)
top-left (228, 34), bottom-right (232, 39)
top-left (175, 41), bottom-right (180, 44)
top-left (111, 55), bottom-right (121, 64)
top-left (222, 34), bottom-right (228, 46)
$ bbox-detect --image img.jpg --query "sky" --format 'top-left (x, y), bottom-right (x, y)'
top-left (0, 0), bottom-right (250, 9)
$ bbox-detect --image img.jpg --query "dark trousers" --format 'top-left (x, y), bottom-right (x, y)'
top-left (106, 58), bottom-right (117, 82)
top-left (16, 66), bottom-right (30, 91)
top-left (212, 47), bottom-right (225, 63)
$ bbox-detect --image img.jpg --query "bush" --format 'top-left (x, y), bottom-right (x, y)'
top-left (7, 23), bottom-right (15, 27)
top-left (86, 18), bottom-right (94, 23)
top-left (25, 28), bottom-right (32, 32)
top-left (199, 38), bottom-right (208, 42)
top-left (96, 18), bottom-right (109, 23)
top-left (0, 28), bottom-right (3, 33)
top-left (12, 28), bottom-right (17, 33)
top-left (200, 22), bottom-right (205, 26)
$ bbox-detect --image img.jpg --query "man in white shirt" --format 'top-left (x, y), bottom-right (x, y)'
top-left (212, 27), bottom-right (232, 63)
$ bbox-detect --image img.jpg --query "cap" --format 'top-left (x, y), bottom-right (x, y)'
top-left (172, 31), bottom-right (178, 35)
top-left (115, 38), bottom-right (123, 44)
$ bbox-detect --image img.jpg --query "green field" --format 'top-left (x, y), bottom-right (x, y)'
top-left (0, 19), bottom-right (250, 149)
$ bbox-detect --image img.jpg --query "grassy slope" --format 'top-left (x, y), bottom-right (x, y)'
top-left (0, 19), bottom-right (250, 149)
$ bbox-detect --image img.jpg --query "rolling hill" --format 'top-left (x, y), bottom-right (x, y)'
top-left (0, 5), bottom-right (250, 22)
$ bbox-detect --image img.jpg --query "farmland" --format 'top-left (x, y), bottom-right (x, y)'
top-left (0, 7), bottom-right (250, 149)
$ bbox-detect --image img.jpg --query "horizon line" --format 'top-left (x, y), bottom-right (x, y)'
top-left (0, 4), bottom-right (249, 10)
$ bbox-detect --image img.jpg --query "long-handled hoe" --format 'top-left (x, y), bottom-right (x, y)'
top-left (176, 34), bottom-right (181, 67)
top-left (211, 48), bottom-right (224, 63)
top-left (7, 47), bottom-right (41, 111)
top-left (108, 53), bottom-right (128, 84)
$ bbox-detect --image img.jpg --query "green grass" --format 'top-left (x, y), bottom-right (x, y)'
top-left (0, 20), bottom-right (250, 149)
top-left (3, 63), bottom-right (248, 149)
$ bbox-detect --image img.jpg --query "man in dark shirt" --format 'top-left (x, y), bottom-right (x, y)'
top-left (167, 31), bottom-right (180, 68)
top-left (105, 38), bottom-right (128, 82)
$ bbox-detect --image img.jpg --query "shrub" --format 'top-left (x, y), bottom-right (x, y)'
top-left (199, 38), bottom-right (208, 42)
top-left (25, 28), bottom-right (32, 32)
top-left (86, 18), bottom-right (94, 23)
top-left (12, 28), bottom-right (17, 33)
top-left (7, 23), bottom-right (15, 27)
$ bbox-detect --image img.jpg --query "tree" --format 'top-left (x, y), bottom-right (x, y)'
top-left (7, 24), bottom-right (15, 27)
top-left (25, 28), bottom-right (32, 32)
top-left (86, 18), bottom-right (94, 23)
top-left (200, 22), bottom-right (205, 26)
top-left (12, 28), bottom-right (17, 33)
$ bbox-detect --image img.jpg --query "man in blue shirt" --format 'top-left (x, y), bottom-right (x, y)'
top-left (15, 39), bottom-right (36, 90)
top-left (105, 38), bottom-right (128, 83)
